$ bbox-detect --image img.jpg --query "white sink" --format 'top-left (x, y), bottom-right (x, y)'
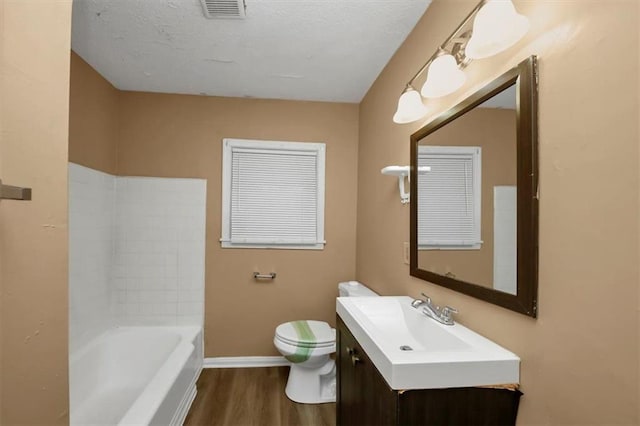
top-left (336, 296), bottom-right (520, 390)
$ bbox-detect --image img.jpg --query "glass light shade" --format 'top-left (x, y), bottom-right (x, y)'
top-left (393, 88), bottom-right (428, 124)
top-left (420, 54), bottom-right (466, 98)
top-left (465, 0), bottom-right (530, 60)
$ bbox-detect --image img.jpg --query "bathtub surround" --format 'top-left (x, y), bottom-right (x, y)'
top-left (69, 165), bottom-right (115, 352)
top-left (357, 1), bottom-right (639, 424)
top-left (114, 176), bottom-right (206, 327)
top-left (68, 163), bottom-right (206, 424)
top-left (69, 163), bottom-right (206, 353)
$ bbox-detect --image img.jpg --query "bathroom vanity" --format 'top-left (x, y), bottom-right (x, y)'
top-left (336, 296), bottom-right (523, 425)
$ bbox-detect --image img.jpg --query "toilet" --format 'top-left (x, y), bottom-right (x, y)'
top-left (273, 281), bottom-right (378, 404)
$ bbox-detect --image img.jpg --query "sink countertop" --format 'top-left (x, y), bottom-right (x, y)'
top-left (336, 296), bottom-right (520, 390)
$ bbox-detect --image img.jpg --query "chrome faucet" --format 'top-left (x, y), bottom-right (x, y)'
top-left (411, 293), bottom-right (458, 326)
top-left (410, 293), bottom-right (431, 308)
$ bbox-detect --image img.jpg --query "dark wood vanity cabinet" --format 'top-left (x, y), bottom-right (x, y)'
top-left (336, 316), bottom-right (522, 426)
top-left (337, 316), bottom-right (397, 426)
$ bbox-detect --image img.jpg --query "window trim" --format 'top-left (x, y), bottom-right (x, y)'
top-left (418, 145), bottom-right (482, 250)
top-left (220, 138), bottom-right (326, 250)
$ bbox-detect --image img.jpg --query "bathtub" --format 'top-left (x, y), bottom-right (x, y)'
top-left (70, 326), bottom-right (202, 426)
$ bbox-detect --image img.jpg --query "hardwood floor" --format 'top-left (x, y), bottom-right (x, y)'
top-left (184, 367), bottom-right (336, 426)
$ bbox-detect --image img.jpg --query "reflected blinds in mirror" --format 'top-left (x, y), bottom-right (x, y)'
top-left (418, 146), bottom-right (482, 249)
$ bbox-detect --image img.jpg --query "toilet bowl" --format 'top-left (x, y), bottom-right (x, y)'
top-left (274, 320), bottom-right (336, 404)
top-left (274, 281), bottom-right (378, 404)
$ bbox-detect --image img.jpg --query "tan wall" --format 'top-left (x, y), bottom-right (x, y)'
top-left (1, 0), bottom-right (5, 416)
top-left (357, 1), bottom-right (639, 424)
top-left (68, 54), bottom-right (359, 357)
top-left (1, 0), bottom-right (72, 424)
top-left (418, 107), bottom-right (516, 287)
top-left (68, 52), bottom-right (119, 174)
top-left (116, 93), bottom-right (359, 356)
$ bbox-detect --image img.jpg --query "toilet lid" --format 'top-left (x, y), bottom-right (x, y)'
top-left (275, 320), bottom-right (335, 347)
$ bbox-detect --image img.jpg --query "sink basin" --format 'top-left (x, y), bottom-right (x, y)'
top-left (336, 296), bottom-right (520, 390)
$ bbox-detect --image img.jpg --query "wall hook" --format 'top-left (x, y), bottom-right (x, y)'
top-left (381, 166), bottom-right (430, 204)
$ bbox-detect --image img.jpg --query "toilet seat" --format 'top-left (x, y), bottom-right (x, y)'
top-left (275, 320), bottom-right (335, 348)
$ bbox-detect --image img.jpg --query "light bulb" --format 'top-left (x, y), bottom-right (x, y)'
top-left (420, 54), bottom-right (466, 98)
top-left (465, 0), bottom-right (529, 60)
top-left (393, 87), bottom-right (428, 124)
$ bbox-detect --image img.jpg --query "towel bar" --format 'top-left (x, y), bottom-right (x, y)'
top-left (253, 272), bottom-right (276, 280)
top-left (0, 179), bottom-right (32, 201)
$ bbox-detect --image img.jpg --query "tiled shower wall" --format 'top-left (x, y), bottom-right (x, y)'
top-left (69, 164), bottom-right (206, 351)
top-left (69, 164), bottom-right (116, 353)
top-left (114, 177), bottom-right (206, 326)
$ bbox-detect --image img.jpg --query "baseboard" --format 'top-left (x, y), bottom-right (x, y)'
top-left (203, 356), bottom-right (290, 368)
top-left (171, 385), bottom-right (196, 426)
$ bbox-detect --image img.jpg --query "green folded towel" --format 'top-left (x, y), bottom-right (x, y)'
top-left (284, 320), bottom-right (316, 363)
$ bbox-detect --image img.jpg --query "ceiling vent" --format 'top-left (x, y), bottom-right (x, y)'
top-left (200, 0), bottom-right (246, 19)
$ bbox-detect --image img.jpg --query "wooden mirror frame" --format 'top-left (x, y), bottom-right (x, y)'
top-left (410, 55), bottom-right (539, 317)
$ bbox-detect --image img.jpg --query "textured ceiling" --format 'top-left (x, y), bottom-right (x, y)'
top-left (71, 0), bottom-right (432, 102)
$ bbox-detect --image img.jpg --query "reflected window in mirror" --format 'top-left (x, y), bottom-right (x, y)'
top-left (410, 56), bottom-right (538, 317)
top-left (418, 146), bottom-right (482, 250)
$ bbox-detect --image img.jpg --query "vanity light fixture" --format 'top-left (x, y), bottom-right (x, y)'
top-left (421, 50), bottom-right (467, 99)
top-left (393, 85), bottom-right (429, 124)
top-left (465, 0), bottom-right (529, 59)
top-left (381, 165), bottom-right (431, 204)
top-left (392, 0), bottom-right (529, 124)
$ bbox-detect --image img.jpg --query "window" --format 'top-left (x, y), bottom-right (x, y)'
top-left (417, 145), bottom-right (482, 250)
top-left (221, 138), bottom-right (326, 249)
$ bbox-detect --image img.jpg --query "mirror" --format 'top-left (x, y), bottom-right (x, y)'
top-left (410, 56), bottom-right (538, 317)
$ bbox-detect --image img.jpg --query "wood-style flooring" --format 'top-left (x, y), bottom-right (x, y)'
top-left (184, 367), bottom-right (336, 426)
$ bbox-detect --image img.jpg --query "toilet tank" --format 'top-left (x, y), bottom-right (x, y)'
top-left (338, 281), bottom-right (379, 297)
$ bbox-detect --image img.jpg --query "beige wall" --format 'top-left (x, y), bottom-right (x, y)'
top-left (1, 0), bottom-right (5, 417)
top-left (1, 0), bottom-right (72, 424)
top-left (117, 93), bottom-right (359, 356)
top-left (357, 0), bottom-right (639, 424)
top-left (418, 107), bottom-right (516, 287)
top-left (68, 52), bottom-right (119, 174)
top-left (68, 54), bottom-right (359, 358)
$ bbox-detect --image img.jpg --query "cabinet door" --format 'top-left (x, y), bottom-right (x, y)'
top-left (337, 317), bottom-right (397, 426)
top-left (398, 387), bottom-right (522, 425)
top-left (336, 318), bottom-right (359, 426)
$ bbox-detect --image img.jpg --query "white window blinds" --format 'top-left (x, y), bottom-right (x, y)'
top-left (418, 146), bottom-right (482, 249)
top-left (221, 139), bottom-right (326, 249)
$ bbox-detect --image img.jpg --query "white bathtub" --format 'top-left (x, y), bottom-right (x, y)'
top-left (70, 326), bottom-right (202, 426)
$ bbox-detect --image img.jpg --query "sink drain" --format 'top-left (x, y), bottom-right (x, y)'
top-left (399, 345), bottom-right (413, 351)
